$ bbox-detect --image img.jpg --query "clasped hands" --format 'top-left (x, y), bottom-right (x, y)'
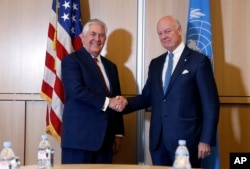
top-left (109, 96), bottom-right (128, 112)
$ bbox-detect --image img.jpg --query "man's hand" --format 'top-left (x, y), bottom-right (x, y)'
top-left (108, 96), bottom-right (128, 112)
top-left (198, 142), bottom-right (211, 159)
top-left (113, 136), bottom-right (123, 155)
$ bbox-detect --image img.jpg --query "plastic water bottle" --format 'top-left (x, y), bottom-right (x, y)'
top-left (0, 141), bottom-right (20, 169)
top-left (37, 135), bottom-right (51, 169)
top-left (172, 140), bottom-right (191, 169)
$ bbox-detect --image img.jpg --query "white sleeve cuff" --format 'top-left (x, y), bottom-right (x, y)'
top-left (102, 97), bottom-right (109, 111)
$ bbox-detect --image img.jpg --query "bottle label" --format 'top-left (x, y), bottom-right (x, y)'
top-left (0, 161), bottom-right (9, 169)
top-left (38, 150), bottom-right (47, 159)
top-left (173, 156), bottom-right (191, 169)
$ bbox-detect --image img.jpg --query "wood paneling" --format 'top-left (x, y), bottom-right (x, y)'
top-left (0, 101), bottom-right (25, 165)
top-left (0, 0), bottom-right (50, 93)
top-left (213, 0), bottom-right (250, 98)
top-left (219, 104), bottom-right (250, 169)
top-left (25, 101), bottom-right (61, 165)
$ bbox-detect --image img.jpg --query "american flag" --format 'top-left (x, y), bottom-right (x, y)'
top-left (40, 0), bottom-right (83, 142)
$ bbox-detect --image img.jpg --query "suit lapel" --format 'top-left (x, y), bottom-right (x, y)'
top-left (152, 53), bottom-right (167, 96)
top-left (165, 46), bottom-right (191, 95)
top-left (78, 48), bottom-right (110, 95)
top-left (78, 48), bottom-right (100, 78)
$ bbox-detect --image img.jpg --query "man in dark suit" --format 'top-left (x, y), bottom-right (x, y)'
top-left (118, 15), bottom-right (220, 168)
top-left (61, 19), bottom-right (125, 164)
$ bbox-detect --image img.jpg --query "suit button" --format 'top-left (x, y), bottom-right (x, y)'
top-left (163, 99), bottom-right (166, 102)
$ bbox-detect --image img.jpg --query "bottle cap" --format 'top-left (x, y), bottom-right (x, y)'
top-left (41, 134), bottom-right (48, 140)
top-left (3, 141), bottom-right (12, 148)
top-left (178, 140), bottom-right (186, 146)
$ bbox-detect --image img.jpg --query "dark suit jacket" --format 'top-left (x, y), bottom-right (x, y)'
top-left (126, 46), bottom-right (220, 157)
top-left (61, 47), bottom-right (124, 151)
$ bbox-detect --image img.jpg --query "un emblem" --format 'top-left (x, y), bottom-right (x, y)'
top-left (186, 9), bottom-right (213, 59)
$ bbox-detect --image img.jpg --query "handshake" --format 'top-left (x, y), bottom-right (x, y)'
top-left (108, 96), bottom-right (128, 112)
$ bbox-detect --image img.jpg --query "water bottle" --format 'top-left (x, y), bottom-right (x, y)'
top-left (172, 140), bottom-right (191, 169)
top-left (37, 135), bottom-right (51, 169)
top-left (0, 141), bottom-right (20, 169)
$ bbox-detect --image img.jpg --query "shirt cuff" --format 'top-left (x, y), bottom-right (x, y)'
top-left (102, 97), bottom-right (109, 111)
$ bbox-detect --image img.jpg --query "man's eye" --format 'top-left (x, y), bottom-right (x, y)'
top-left (165, 30), bottom-right (171, 34)
top-left (99, 33), bottom-right (105, 37)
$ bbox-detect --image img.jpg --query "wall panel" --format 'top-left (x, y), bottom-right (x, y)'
top-left (219, 104), bottom-right (250, 169)
top-left (25, 101), bottom-right (61, 165)
top-left (0, 0), bottom-right (50, 93)
top-left (0, 101), bottom-right (25, 165)
top-left (213, 0), bottom-right (250, 101)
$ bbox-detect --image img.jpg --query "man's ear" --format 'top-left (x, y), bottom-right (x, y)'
top-left (80, 32), bottom-right (84, 40)
top-left (178, 27), bottom-right (182, 35)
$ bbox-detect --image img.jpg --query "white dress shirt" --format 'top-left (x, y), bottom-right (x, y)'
top-left (162, 42), bottom-right (185, 87)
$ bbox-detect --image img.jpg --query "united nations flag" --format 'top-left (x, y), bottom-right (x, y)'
top-left (186, 0), bottom-right (220, 169)
top-left (186, 0), bottom-right (213, 62)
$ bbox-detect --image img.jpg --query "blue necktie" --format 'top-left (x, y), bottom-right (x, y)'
top-left (163, 52), bottom-right (174, 93)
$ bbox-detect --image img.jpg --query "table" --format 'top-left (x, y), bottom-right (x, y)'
top-left (20, 164), bottom-right (201, 169)
top-left (20, 164), bottom-right (171, 169)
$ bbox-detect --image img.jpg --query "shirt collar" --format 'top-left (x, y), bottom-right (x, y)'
top-left (92, 55), bottom-right (101, 61)
top-left (167, 41), bottom-right (185, 55)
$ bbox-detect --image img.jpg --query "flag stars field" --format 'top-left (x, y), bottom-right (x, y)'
top-left (61, 13), bottom-right (70, 21)
top-left (62, 1), bottom-right (70, 9)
